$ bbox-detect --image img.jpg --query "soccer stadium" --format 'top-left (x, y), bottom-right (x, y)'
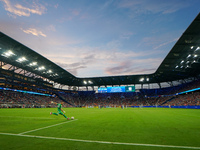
top-left (0, 3), bottom-right (200, 150)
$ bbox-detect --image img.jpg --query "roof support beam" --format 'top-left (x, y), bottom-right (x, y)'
top-left (158, 83), bottom-right (161, 89)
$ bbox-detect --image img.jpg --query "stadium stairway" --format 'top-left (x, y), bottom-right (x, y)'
top-left (54, 93), bottom-right (76, 107)
top-left (160, 97), bottom-right (176, 106)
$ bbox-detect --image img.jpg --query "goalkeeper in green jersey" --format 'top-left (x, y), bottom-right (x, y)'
top-left (50, 102), bottom-right (69, 120)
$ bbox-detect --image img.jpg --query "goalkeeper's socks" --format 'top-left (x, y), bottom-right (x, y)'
top-left (63, 114), bottom-right (67, 118)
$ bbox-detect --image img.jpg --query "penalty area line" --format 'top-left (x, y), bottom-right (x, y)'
top-left (18, 119), bottom-right (78, 135)
top-left (0, 132), bottom-right (200, 149)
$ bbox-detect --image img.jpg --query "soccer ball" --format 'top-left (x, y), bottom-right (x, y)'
top-left (71, 116), bottom-right (74, 120)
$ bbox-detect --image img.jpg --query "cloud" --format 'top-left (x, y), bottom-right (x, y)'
top-left (117, 0), bottom-right (190, 15)
top-left (21, 28), bottom-right (47, 37)
top-left (58, 8), bottom-right (90, 22)
top-left (138, 34), bottom-right (178, 51)
top-left (48, 51), bottom-right (98, 76)
top-left (44, 36), bottom-right (164, 76)
top-left (48, 45), bottom-right (162, 77)
top-left (1, 0), bottom-right (46, 17)
top-left (71, 9), bottom-right (80, 16)
top-left (154, 38), bottom-right (178, 50)
top-left (139, 37), bottom-right (160, 47)
top-left (47, 25), bottom-right (56, 32)
top-left (54, 4), bottom-right (58, 9)
top-left (105, 58), bottom-right (161, 75)
top-left (105, 60), bottom-right (133, 75)
top-left (56, 62), bottom-right (87, 76)
top-left (120, 32), bottom-right (134, 39)
top-left (101, 0), bottom-right (114, 10)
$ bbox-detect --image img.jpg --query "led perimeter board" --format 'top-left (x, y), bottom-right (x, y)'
top-left (98, 86), bottom-right (135, 93)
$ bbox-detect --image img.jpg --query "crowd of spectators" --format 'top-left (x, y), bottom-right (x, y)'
top-left (163, 92), bottom-right (200, 106)
top-left (58, 90), bottom-right (200, 107)
top-left (0, 79), bottom-right (200, 108)
top-left (0, 90), bottom-right (67, 108)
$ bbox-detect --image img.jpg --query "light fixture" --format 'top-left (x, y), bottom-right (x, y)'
top-left (88, 80), bottom-right (93, 84)
top-left (29, 62), bottom-right (37, 66)
top-left (191, 46), bottom-right (194, 49)
top-left (194, 55), bottom-right (198, 58)
top-left (195, 47), bottom-right (200, 51)
top-left (83, 80), bottom-right (87, 84)
top-left (175, 65), bottom-right (178, 68)
top-left (146, 78), bottom-right (149, 81)
top-left (1, 50), bottom-right (15, 57)
top-left (47, 70), bottom-right (52, 73)
top-left (16, 57), bottom-right (27, 62)
top-left (139, 78), bottom-right (144, 82)
top-left (181, 60), bottom-right (184, 64)
top-left (187, 54), bottom-right (191, 58)
top-left (38, 66), bottom-right (45, 70)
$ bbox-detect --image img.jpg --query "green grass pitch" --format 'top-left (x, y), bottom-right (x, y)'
top-left (0, 108), bottom-right (200, 150)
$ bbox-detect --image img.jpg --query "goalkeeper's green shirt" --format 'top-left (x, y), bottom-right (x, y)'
top-left (57, 103), bottom-right (62, 112)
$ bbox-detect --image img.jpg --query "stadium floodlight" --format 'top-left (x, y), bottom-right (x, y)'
top-left (175, 65), bottom-right (178, 68)
top-left (195, 47), bottom-right (200, 51)
top-left (1, 50), bottom-right (15, 57)
top-left (16, 57), bottom-right (27, 62)
top-left (83, 80), bottom-right (87, 84)
top-left (38, 66), bottom-right (45, 70)
top-left (181, 60), bottom-right (184, 64)
top-left (193, 60), bottom-right (196, 63)
top-left (29, 62), bottom-right (37, 66)
top-left (88, 80), bottom-right (93, 84)
top-left (194, 55), bottom-right (198, 58)
top-left (186, 61), bottom-right (190, 64)
top-left (180, 66), bottom-right (183, 68)
top-left (53, 73), bottom-right (58, 76)
top-left (139, 78), bottom-right (144, 82)
top-left (191, 46), bottom-right (194, 49)
top-left (146, 78), bottom-right (149, 81)
top-left (187, 54), bottom-right (191, 58)
top-left (47, 70), bottom-right (52, 73)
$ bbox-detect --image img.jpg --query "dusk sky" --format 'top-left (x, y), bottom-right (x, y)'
top-left (0, 0), bottom-right (200, 78)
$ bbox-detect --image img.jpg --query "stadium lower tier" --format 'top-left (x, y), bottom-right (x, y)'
top-left (0, 89), bottom-right (199, 108)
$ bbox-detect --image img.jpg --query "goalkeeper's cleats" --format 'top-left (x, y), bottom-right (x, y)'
top-left (67, 118), bottom-right (69, 120)
top-left (50, 112), bottom-right (52, 115)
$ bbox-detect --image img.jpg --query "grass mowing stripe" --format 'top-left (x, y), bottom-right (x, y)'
top-left (18, 119), bottom-right (78, 135)
top-left (0, 132), bottom-right (200, 149)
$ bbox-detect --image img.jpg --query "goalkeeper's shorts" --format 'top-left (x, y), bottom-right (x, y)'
top-left (58, 111), bottom-right (64, 115)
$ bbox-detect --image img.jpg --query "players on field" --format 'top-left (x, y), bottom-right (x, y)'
top-left (50, 102), bottom-right (69, 119)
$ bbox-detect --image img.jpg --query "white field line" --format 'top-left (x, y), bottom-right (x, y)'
top-left (0, 132), bottom-right (200, 149)
top-left (18, 119), bottom-right (78, 135)
top-left (0, 116), bottom-right (61, 120)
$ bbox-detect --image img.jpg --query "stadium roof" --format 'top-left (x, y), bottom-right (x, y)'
top-left (0, 13), bottom-right (200, 87)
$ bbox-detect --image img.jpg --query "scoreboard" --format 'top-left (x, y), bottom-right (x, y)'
top-left (98, 86), bottom-right (135, 93)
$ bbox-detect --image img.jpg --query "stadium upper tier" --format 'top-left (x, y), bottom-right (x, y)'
top-left (0, 13), bottom-right (200, 87)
